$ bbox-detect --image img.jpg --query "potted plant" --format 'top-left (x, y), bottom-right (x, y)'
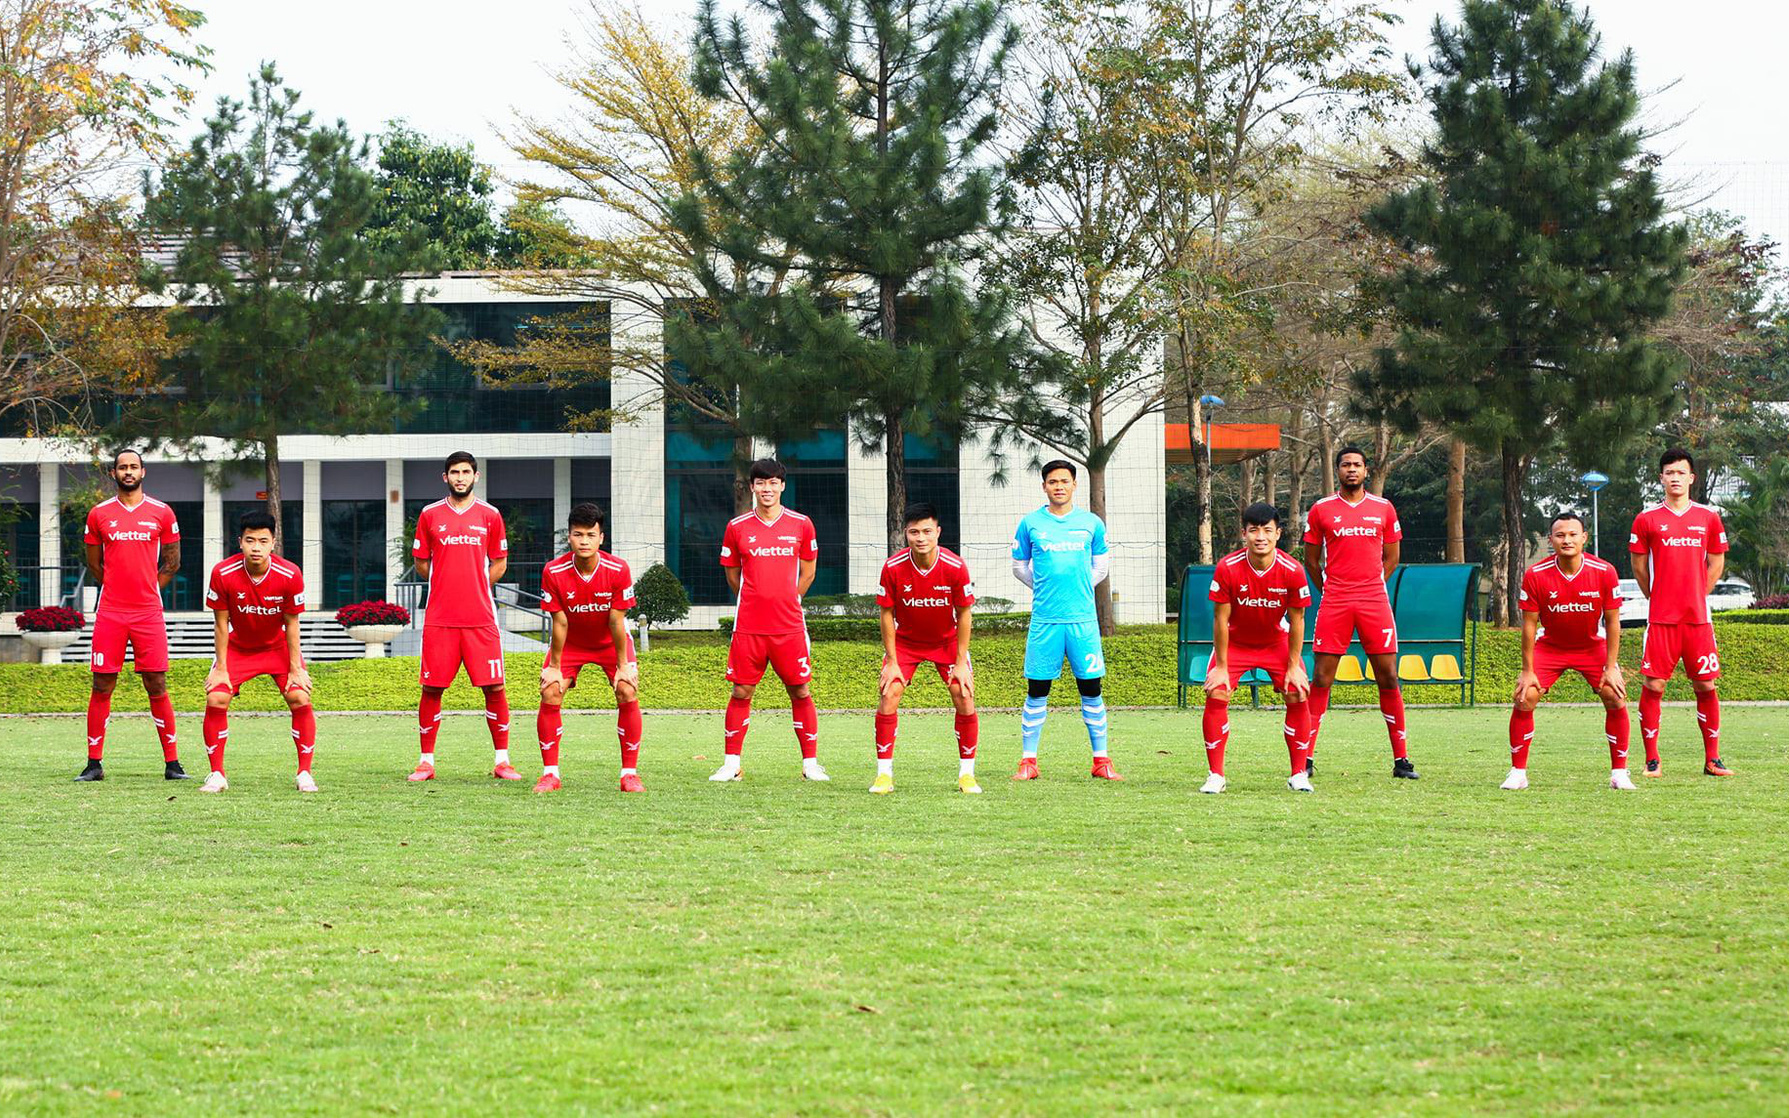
top-left (334, 600), bottom-right (411, 657)
top-left (17, 605), bottom-right (84, 664)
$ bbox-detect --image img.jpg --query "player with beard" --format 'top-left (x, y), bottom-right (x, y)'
top-left (1301, 447), bottom-right (1417, 779)
top-left (75, 449), bottom-right (188, 782)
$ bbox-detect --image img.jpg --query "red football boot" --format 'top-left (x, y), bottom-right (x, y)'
top-left (619, 773), bottom-right (645, 793)
top-left (492, 761), bottom-right (524, 781)
top-left (1013, 757), bottom-right (1039, 781)
top-left (406, 761), bottom-right (435, 783)
top-left (532, 773), bottom-right (561, 793)
top-left (1090, 757), bottom-right (1124, 781)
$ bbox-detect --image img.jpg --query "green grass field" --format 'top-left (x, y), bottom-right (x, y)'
top-left (3, 705), bottom-right (1785, 1114)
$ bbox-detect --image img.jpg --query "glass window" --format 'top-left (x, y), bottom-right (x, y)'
top-left (2, 503), bottom-right (40, 610)
top-left (322, 500), bottom-right (386, 608)
top-left (161, 501), bottom-right (204, 611)
top-left (666, 468), bottom-right (737, 607)
top-left (220, 501), bottom-right (304, 564)
top-left (496, 497), bottom-right (554, 595)
top-left (903, 435), bottom-right (960, 554)
top-left (393, 302), bottom-right (611, 434)
top-left (780, 431), bottom-right (847, 596)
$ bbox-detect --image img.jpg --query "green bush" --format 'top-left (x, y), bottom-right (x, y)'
top-left (1713, 609), bottom-right (1789, 625)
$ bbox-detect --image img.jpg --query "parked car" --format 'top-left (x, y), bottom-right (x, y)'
top-left (1616, 577), bottom-right (1752, 627)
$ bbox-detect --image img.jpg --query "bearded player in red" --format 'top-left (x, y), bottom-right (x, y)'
top-left (75, 449), bottom-right (189, 782)
top-left (535, 503), bottom-right (643, 794)
top-left (711, 458), bottom-right (827, 782)
top-left (408, 450), bottom-right (516, 783)
top-left (1301, 447), bottom-right (1417, 779)
top-left (201, 510), bottom-right (317, 793)
top-left (1202, 502), bottom-right (1315, 794)
top-left (871, 502), bottom-right (979, 794)
top-left (1508, 512), bottom-right (1630, 790)
top-left (1630, 448), bottom-right (1733, 777)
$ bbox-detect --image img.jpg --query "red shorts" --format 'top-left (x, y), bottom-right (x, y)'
top-left (726, 630), bottom-right (812, 687)
top-left (1312, 593), bottom-right (1397, 656)
top-left (1641, 622), bottom-right (1720, 681)
top-left (891, 638), bottom-right (963, 685)
top-left (561, 634), bottom-right (637, 688)
top-left (1533, 642), bottom-right (1609, 692)
top-left (420, 624), bottom-right (507, 688)
top-left (208, 645), bottom-right (304, 697)
top-left (89, 610), bottom-right (169, 674)
top-left (1207, 644), bottom-right (1294, 692)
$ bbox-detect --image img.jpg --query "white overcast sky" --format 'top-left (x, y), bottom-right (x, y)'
top-left (177, 0), bottom-right (1789, 252)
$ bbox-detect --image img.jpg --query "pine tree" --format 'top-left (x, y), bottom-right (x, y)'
top-left (134, 66), bottom-right (442, 555)
top-left (1365, 0), bottom-right (1685, 622)
top-left (670, 0), bottom-right (1065, 551)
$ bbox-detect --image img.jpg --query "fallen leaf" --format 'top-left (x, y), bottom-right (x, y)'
top-left (1156, 750), bottom-right (1171, 755)
top-left (855, 1004), bottom-right (879, 1014)
top-left (322, 922), bottom-right (333, 929)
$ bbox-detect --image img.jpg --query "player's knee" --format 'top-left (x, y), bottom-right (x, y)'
top-left (1597, 687), bottom-right (1624, 709)
top-left (481, 683), bottom-right (506, 698)
top-left (206, 690), bottom-right (231, 711)
top-left (282, 689), bottom-right (308, 711)
top-left (787, 683), bottom-right (811, 700)
top-left (90, 675), bottom-right (117, 696)
top-left (1075, 676), bottom-right (1101, 699)
top-left (1642, 677), bottom-right (1667, 694)
top-left (540, 685), bottom-right (563, 706)
top-left (613, 680), bottom-right (637, 704)
top-left (422, 685), bottom-right (447, 698)
top-left (140, 673), bottom-right (168, 698)
top-left (731, 683), bottom-right (755, 702)
top-left (1027, 678), bottom-right (1052, 699)
top-left (1206, 686), bottom-right (1232, 705)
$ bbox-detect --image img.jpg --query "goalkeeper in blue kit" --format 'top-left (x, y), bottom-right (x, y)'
top-left (1010, 460), bottom-right (1121, 781)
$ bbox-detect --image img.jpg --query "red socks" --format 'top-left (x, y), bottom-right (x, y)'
top-left (1639, 687), bottom-right (1662, 764)
top-left (874, 712), bottom-right (898, 760)
top-left (291, 704), bottom-right (316, 772)
top-left (1606, 706), bottom-right (1631, 769)
top-left (1694, 689), bottom-right (1721, 761)
top-left (202, 705), bottom-right (228, 772)
top-left (86, 691), bottom-right (112, 760)
top-left (791, 694), bottom-right (819, 760)
top-left (954, 712), bottom-right (978, 759)
top-left (1283, 698), bottom-right (1311, 775)
top-left (617, 699), bottom-right (643, 769)
top-left (1201, 697), bottom-right (1230, 776)
top-left (1306, 685), bottom-right (1331, 757)
top-left (148, 693), bottom-right (179, 763)
top-left (1508, 707), bottom-right (1534, 769)
top-left (1378, 687), bottom-right (1408, 759)
top-left (484, 689), bottom-right (510, 751)
top-left (724, 695), bottom-right (751, 757)
top-left (418, 691), bottom-right (443, 755)
top-left (537, 703), bottom-right (563, 767)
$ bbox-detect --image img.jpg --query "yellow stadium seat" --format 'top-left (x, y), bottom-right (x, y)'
top-left (1334, 656), bottom-right (1366, 682)
top-left (1429, 654), bottom-right (1464, 682)
top-left (1399, 654), bottom-right (1430, 681)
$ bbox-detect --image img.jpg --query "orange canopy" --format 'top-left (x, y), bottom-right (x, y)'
top-left (1166, 423), bottom-right (1281, 465)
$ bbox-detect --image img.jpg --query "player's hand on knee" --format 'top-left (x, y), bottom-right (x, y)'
top-left (1597, 663), bottom-right (1626, 700)
top-left (1202, 664), bottom-right (1228, 697)
top-left (287, 667), bottom-right (313, 696)
top-left (539, 664), bottom-right (563, 691)
top-left (204, 664), bottom-right (229, 695)
top-left (878, 658), bottom-right (904, 695)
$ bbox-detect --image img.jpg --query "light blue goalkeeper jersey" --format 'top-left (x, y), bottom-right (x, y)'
top-left (1011, 505), bottom-right (1108, 625)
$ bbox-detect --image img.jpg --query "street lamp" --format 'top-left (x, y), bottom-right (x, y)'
top-left (1582, 470), bottom-right (1610, 555)
top-left (1199, 394), bottom-right (1226, 475)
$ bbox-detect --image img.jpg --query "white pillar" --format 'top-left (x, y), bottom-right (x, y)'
top-left (37, 463), bottom-right (60, 607)
top-left (608, 309), bottom-right (665, 570)
top-left (847, 424), bottom-right (886, 594)
top-left (384, 458), bottom-right (404, 599)
top-left (553, 457), bottom-right (571, 550)
top-left (302, 459), bottom-right (323, 603)
top-left (202, 470), bottom-right (224, 575)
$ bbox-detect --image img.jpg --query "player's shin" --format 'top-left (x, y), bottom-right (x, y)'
top-left (202, 704), bottom-right (229, 773)
top-left (791, 693), bottom-right (819, 761)
top-left (418, 691), bottom-right (443, 763)
top-left (873, 711), bottom-right (897, 776)
top-left (148, 693), bottom-right (179, 763)
top-left (954, 712), bottom-right (978, 776)
top-left (1639, 687), bottom-right (1662, 764)
top-left (484, 689), bottom-right (511, 761)
top-left (1283, 698), bottom-right (1311, 775)
top-left (85, 691), bottom-right (112, 760)
top-left (291, 704), bottom-right (316, 773)
top-left (1080, 694), bottom-right (1109, 758)
top-left (1201, 696), bottom-right (1230, 776)
top-left (1508, 706), bottom-right (1534, 770)
top-left (617, 699), bottom-right (642, 773)
top-left (1306, 685), bottom-right (1331, 756)
top-left (1694, 689), bottom-right (1721, 762)
top-left (1020, 693), bottom-right (1047, 758)
top-left (1606, 705), bottom-right (1631, 770)
top-left (723, 696), bottom-right (751, 758)
top-left (537, 703), bottom-right (562, 774)
top-left (1378, 687), bottom-right (1408, 760)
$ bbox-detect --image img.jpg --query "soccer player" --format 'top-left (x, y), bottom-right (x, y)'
top-left (536, 503), bottom-right (643, 793)
top-left (408, 450), bottom-right (516, 783)
top-left (872, 502), bottom-right (980, 794)
top-left (1202, 502), bottom-right (1315, 794)
top-left (75, 449), bottom-right (188, 782)
top-left (711, 459), bottom-right (827, 782)
top-left (1629, 448), bottom-right (1733, 777)
top-left (1010, 460), bottom-right (1120, 781)
top-left (1301, 446), bottom-right (1418, 780)
top-left (200, 511), bottom-right (317, 792)
top-left (1508, 512), bottom-right (1630, 790)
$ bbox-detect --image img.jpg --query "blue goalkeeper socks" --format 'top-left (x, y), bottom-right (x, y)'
top-left (1081, 695), bottom-right (1109, 757)
top-left (1021, 695), bottom-right (1048, 758)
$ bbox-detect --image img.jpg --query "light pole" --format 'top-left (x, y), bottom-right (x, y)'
top-left (1582, 470), bottom-right (1610, 555)
top-left (1199, 394), bottom-right (1226, 476)
top-left (1199, 394), bottom-right (1225, 562)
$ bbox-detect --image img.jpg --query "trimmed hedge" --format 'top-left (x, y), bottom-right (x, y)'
top-left (1714, 609), bottom-right (1789, 626)
top-left (3, 620), bottom-right (1785, 714)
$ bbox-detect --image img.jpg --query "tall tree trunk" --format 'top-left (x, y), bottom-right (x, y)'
top-left (1318, 418), bottom-right (1335, 497)
top-left (1370, 419), bottom-right (1391, 496)
top-left (1500, 444), bottom-right (1529, 626)
top-left (264, 430), bottom-right (283, 556)
top-left (1240, 457), bottom-right (1256, 509)
top-left (1088, 380), bottom-right (1114, 634)
top-left (1487, 533), bottom-right (1510, 627)
top-left (885, 410), bottom-right (907, 555)
top-left (1287, 406), bottom-right (1305, 530)
top-left (732, 435), bottom-right (753, 515)
top-left (1192, 391), bottom-right (1213, 563)
top-left (1263, 451), bottom-right (1277, 506)
top-left (1445, 437), bottom-right (1466, 563)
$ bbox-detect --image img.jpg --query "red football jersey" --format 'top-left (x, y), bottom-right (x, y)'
top-left (206, 554), bottom-right (306, 654)
top-left (412, 498), bottom-right (506, 627)
top-left (540, 551), bottom-right (635, 653)
top-left (1519, 554), bottom-right (1621, 649)
top-left (1629, 502), bottom-right (1728, 624)
top-left (878, 547), bottom-right (975, 646)
top-left (1303, 492), bottom-right (1400, 592)
top-left (85, 495), bottom-right (180, 614)
top-left (719, 509), bottom-right (817, 635)
top-left (1209, 548), bottom-right (1312, 649)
